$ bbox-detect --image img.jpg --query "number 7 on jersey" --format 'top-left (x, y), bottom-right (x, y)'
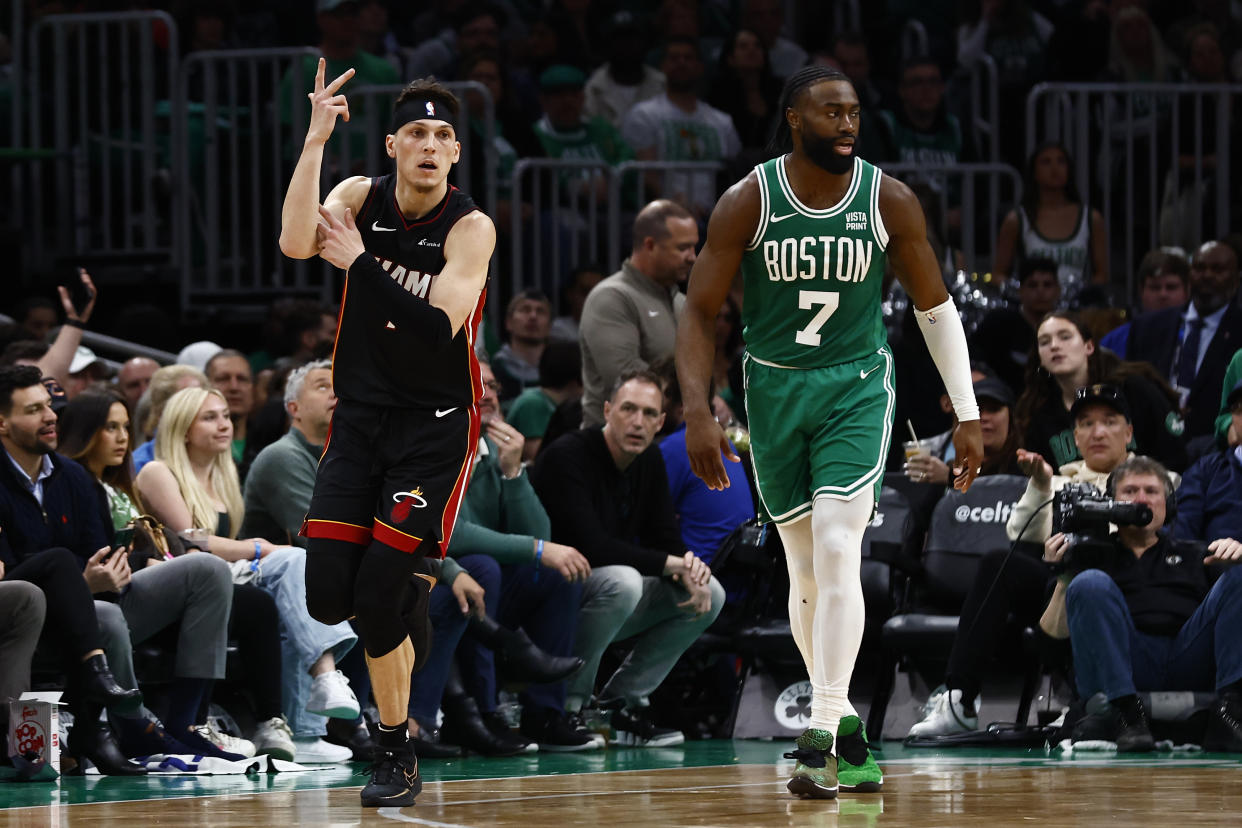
top-left (795, 290), bottom-right (840, 347)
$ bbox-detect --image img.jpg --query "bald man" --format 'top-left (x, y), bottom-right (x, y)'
top-left (117, 357), bottom-right (159, 410)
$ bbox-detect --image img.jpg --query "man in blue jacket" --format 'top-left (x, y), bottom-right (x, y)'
top-left (0, 365), bottom-right (234, 763)
top-left (1173, 379), bottom-right (1242, 543)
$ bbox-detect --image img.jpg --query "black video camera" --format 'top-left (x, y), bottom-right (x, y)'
top-left (1052, 483), bottom-right (1153, 572)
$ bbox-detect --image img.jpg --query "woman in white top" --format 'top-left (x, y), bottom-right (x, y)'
top-left (994, 142), bottom-right (1109, 303)
top-left (136, 387), bottom-right (360, 764)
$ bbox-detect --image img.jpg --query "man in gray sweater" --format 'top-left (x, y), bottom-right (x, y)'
top-left (243, 360), bottom-right (335, 546)
top-left (579, 199), bottom-right (698, 427)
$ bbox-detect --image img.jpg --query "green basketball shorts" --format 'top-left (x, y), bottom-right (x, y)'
top-left (742, 346), bottom-right (895, 525)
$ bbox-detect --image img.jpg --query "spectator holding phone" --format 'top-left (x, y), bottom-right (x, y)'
top-left (0, 365), bottom-right (235, 767)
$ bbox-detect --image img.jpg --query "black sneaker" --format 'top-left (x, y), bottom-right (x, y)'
top-left (360, 742), bottom-right (421, 808)
top-left (611, 707), bottom-right (684, 748)
top-left (1071, 695), bottom-right (1154, 753)
top-left (1203, 692), bottom-right (1242, 752)
top-left (520, 707), bottom-right (600, 752)
top-left (566, 710), bottom-right (606, 748)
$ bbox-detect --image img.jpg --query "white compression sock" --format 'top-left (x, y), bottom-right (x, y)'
top-left (778, 492), bottom-right (873, 743)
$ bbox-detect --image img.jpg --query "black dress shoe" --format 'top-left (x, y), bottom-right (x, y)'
top-left (77, 654), bottom-right (143, 708)
top-left (68, 722), bottom-right (148, 775)
top-left (469, 615), bottom-right (584, 684)
top-left (325, 718), bottom-right (381, 762)
top-left (440, 695), bottom-right (528, 757)
top-left (411, 730), bottom-right (465, 759)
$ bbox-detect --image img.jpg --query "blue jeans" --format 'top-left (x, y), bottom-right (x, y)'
top-left (252, 546), bottom-right (357, 738)
top-left (407, 569), bottom-right (473, 727)
top-left (456, 555), bottom-right (583, 715)
top-left (1066, 566), bottom-right (1242, 701)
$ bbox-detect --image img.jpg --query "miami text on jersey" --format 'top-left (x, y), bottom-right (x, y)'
top-left (375, 255), bottom-right (436, 298)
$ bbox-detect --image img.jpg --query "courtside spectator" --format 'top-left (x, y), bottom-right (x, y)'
top-left (0, 366), bottom-right (238, 764)
top-left (57, 389), bottom-right (294, 761)
top-left (136, 387), bottom-right (359, 764)
top-left (580, 200), bottom-right (696, 427)
top-left (1016, 312), bottom-right (1187, 474)
top-left (1172, 379), bottom-right (1242, 544)
top-left (1041, 456), bottom-right (1242, 753)
top-left (533, 370), bottom-right (724, 746)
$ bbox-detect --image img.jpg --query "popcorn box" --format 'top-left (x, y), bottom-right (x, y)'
top-left (7, 691), bottom-right (65, 775)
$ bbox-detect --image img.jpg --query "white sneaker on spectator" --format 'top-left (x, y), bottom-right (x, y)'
top-left (306, 670), bottom-right (361, 719)
top-left (292, 736), bottom-right (354, 764)
top-left (907, 687), bottom-right (979, 738)
top-left (252, 716), bottom-right (296, 761)
top-left (194, 722), bottom-right (256, 758)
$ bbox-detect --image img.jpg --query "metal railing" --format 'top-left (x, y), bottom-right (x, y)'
top-left (883, 162), bottom-right (1023, 277)
top-left (607, 160), bottom-right (725, 266)
top-left (834, 0), bottom-right (862, 34)
top-left (509, 158), bottom-right (612, 302)
top-left (1026, 82), bottom-right (1240, 291)
top-left (27, 11), bottom-right (180, 270)
top-left (901, 20), bottom-right (929, 61)
top-left (175, 47), bottom-right (319, 308)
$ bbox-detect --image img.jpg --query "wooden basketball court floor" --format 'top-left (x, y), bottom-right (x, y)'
top-left (3, 740), bottom-right (1241, 826)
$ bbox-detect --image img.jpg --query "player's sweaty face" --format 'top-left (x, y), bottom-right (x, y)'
top-left (392, 119), bottom-right (460, 184)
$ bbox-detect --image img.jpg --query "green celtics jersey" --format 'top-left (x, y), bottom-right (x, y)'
top-left (739, 156), bottom-right (889, 369)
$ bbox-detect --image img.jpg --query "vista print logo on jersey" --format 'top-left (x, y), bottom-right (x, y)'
top-left (392, 487), bottom-right (428, 522)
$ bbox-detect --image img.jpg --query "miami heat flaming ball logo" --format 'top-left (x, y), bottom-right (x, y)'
top-left (391, 487), bottom-right (428, 523)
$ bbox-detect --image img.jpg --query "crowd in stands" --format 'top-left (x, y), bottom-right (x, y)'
top-left (4, 0), bottom-right (1242, 779)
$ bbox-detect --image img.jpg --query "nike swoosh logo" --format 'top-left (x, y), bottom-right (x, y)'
top-left (770, 212), bottom-right (797, 223)
top-left (435, 407), bottom-right (457, 418)
top-left (860, 365), bottom-right (881, 380)
top-left (371, 221), bottom-right (396, 232)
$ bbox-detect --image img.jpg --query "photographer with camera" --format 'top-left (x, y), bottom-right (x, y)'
top-left (909, 384), bottom-right (1150, 738)
top-left (1040, 456), bottom-right (1242, 752)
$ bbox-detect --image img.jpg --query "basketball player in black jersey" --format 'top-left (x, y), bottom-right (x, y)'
top-left (279, 60), bottom-right (495, 808)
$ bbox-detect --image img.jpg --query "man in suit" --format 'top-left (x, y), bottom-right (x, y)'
top-left (1127, 240), bottom-right (1241, 441)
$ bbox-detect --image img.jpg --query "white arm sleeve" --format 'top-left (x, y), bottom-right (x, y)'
top-left (914, 297), bottom-right (979, 422)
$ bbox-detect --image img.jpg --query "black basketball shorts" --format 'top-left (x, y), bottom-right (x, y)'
top-left (301, 398), bottom-right (480, 557)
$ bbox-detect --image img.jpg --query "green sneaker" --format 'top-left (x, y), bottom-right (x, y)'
top-left (836, 715), bottom-right (883, 792)
top-left (784, 728), bottom-right (838, 799)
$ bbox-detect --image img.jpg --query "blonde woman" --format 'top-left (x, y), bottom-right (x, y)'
top-left (136, 387), bottom-right (359, 764)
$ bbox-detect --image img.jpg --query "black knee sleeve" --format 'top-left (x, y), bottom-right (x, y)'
top-left (305, 538), bottom-right (366, 625)
top-left (353, 544), bottom-right (438, 658)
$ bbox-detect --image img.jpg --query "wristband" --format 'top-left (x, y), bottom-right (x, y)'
top-left (534, 539), bottom-right (543, 582)
top-left (251, 541), bottom-right (262, 572)
top-left (64, 318), bottom-right (85, 329)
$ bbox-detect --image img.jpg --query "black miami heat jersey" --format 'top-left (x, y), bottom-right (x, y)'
top-left (332, 176), bottom-right (487, 410)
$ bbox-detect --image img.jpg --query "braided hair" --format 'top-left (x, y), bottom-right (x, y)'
top-left (767, 65), bottom-right (852, 155)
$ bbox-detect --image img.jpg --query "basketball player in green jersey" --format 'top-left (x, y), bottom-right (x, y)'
top-left (676, 65), bottom-right (984, 799)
